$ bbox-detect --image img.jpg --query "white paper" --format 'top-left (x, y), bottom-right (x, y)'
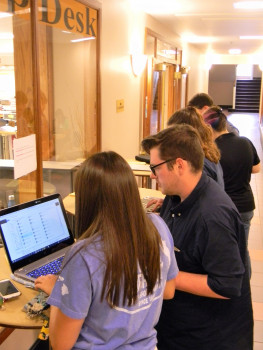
top-left (13, 134), bottom-right (37, 179)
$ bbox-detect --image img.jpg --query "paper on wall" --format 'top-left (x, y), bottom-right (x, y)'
top-left (13, 134), bottom-right (37, 179)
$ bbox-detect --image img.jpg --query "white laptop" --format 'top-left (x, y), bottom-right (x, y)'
top-left (0, 193), bottom-right (74, 283)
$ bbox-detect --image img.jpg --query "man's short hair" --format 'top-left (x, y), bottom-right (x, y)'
top-left (141, 124), bottom-right (204, 173)
top-left (188, 93), bottom-right (213, 109)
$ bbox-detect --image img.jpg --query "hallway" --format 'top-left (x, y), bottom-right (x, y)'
top-left (227, 112), bottom-right (263, 350)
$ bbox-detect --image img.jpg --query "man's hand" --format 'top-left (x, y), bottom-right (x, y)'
top-left (146, 198), bottom-right (164, 212)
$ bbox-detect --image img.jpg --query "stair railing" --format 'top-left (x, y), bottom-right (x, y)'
top-left (233, 79), bottom-right (236, 110)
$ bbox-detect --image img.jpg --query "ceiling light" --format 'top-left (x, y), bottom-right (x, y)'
top-left (162, 50), bottom-right (177, 55)
top-left (240, 35), bottom-right (263, 39)
top-left (233, 1), bottom-right (263, 9)
top-left (181, 33), bottom-right (214, 44)
top-left (229, 48), bottom-right (242, 54)
top-left (71, 37), bottom-right (95, 43)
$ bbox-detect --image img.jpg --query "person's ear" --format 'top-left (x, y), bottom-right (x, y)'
top-left (201, 105), bottom-right (209, 115)
top-left (175, 158), bottom-right (185, 170)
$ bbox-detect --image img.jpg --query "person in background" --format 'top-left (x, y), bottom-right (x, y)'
top-left (35, 151), bottom-right (178, 350)
top-left (187, 92), bottom-right (214, 115)
top-left (147, 106), bottom-right (224, 212)
top-left (204, 106), bottom-right (261, 276)
top-left (188, 92), bottom-right (239, 135)
top-left (142, 125), bottom-right (253, 350)
top-left (168, 106), bottom-right (224, 188)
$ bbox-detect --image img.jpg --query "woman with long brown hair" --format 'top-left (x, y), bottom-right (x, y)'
top-left (167, 106), bottom-right (224, 188)
top-left (35, 151), bottom-right (178, 350)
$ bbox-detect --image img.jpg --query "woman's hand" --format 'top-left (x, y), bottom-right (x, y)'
top-left (35, 274), bottom-right (58, 295)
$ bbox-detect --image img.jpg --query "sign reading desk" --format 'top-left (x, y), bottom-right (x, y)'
top-left (1, 0), bottom-right (97, 37)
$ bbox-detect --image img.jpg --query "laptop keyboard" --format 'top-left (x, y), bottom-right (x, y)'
top-left (27, 256), bottom-right (64, 278)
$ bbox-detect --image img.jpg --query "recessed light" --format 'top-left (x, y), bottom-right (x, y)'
top-left (233, 1), bottom-right (263, 9)
top-left (162, 50), bottom-right (177, 55)
top-left (229, 48), bottom-right (242, 54)
top-left (181, 33), bottom-right (214, 43)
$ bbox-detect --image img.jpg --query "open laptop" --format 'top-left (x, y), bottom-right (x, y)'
top-left (0, 193), bottom-right (75, 283)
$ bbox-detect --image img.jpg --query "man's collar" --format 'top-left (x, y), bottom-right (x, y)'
top-left (169, 172), bottom-right (208, 213)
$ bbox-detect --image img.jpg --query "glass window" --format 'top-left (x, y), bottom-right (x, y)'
top-left (0, 1), bottom-right (99, 206)
top-left (0, 2), bottom-right (37, 207)
top-left (36, 1), bottom-right (98, 198)
top-left (236, 64), bottom-right (253, 79)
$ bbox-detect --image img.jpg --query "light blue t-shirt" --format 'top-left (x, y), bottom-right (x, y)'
top-left (47, 213), bottom-right (178, 349)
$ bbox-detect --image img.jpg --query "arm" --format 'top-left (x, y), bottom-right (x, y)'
top-left (252, 163), bottom-right (260, 173)
top-left (175, 271), bottom-right (229, 299)
top-left (163, 277), bottom-right (176, 299)
top-left (49, 306), bottom-right (84, 350)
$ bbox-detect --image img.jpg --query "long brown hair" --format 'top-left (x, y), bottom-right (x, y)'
top-left (168, 106), bottom-right (221, 163)
top-left (74, 151), bottom-right (161, 307)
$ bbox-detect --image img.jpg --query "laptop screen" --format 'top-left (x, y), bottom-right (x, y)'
top-left (0, 193), bottom-right (74, 272)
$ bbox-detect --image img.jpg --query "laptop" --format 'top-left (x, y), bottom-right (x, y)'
top-left (0, 193), bottom-right (75, 283)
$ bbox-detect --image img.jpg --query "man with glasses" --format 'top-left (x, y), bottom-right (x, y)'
top-left (141, 124), bottom-right (253, 350)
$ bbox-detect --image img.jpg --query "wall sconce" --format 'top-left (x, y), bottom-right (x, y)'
top-left (130, 54), bottom-right (148, 76)
top-left (180, 66), bottom-right (190, 75)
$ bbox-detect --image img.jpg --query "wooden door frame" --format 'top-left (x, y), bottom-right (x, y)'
top-left (143, 28), bottom-right (184, 138)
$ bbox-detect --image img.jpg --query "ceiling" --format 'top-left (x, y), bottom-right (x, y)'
top-left (1, 1), bottom-right (263, 58)
top-left (137, 0), bottom-right (263, 55)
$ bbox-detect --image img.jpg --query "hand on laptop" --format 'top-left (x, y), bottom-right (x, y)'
top-left (35, 274), bottom-right (58, 296)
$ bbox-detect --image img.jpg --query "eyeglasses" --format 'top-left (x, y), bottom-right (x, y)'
top-left (149, 159), bottom-right (175, 176)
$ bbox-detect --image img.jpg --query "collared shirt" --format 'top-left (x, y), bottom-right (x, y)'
top-left (157, 172), bottom-right (253, 350)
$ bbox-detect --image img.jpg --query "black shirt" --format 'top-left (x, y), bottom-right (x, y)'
top-left (215, 132), bottom-right (260, 212)
top-left (156, 173), bottom-right (253, 350)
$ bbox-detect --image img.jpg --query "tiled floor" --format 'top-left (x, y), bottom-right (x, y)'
top-left (228, 112), bottom-right (263, 350)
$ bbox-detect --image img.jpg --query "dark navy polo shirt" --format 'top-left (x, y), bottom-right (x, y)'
top-left (156, 172), bottom-right (253, 350)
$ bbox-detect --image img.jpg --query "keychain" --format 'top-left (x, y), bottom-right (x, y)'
top-left (23, 291), bottom-right (49, 318)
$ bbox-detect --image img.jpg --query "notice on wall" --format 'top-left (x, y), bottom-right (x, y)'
top-left (13, 134), bottom-right (37, 179)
